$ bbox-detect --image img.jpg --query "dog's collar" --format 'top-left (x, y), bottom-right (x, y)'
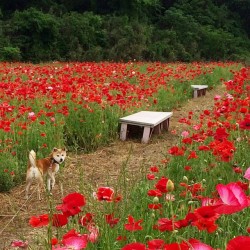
top-left (51, 158), bottom-right (60, 165)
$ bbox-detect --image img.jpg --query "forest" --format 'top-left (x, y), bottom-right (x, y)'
top-left (0, 0), bottom-right (249, 63)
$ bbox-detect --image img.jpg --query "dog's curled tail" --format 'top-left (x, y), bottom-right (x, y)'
top-left (29, 150), bottom-right (37, 168)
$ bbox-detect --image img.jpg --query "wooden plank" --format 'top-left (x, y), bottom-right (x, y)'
top-left (120, 123), bottom-right (128, 141)
top-left (191, 85), bottom-right (208, 90)
top-left (142, 126), bottom-right (151, 143)
top-left (119, 111), bottom-right (173, 127)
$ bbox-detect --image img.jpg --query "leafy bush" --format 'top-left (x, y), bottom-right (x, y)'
top-left (1, 47), bottom-right (22, 61)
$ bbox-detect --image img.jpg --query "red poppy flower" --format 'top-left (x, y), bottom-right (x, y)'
top-left (105, 213), bottom-right (120, 227)
top-left (150, 166), bottom-right (159, 172)
top-left (148, 203), bottom-right (162, 210)
top-left (94, 186), bottom-right (114, 202)
top-left (192, 206), bottom-right (220, 233)
top-left (168, 146), bottom-right (185, 156)
top-left (239, 115), bottom-right (250, 130)
top-left (50, 238), bottom-right (58, 246)
top-left (155, 218), bottom-right (176, 232)
top-left (194, 206), bottom-right (220, 221)
top-left (147, 189), bottom-right (162, 197)
top-left (116, 235), bottom-right (127, 241)
top-left (213, 127), bottom-right (229, 141)
top-left (79, 213), bottom-right (93, 227)
top-left (147, 239), bottom-right (165, 249)
top-left (187, 151), bottom-right (198, 160)
top-left (147, 174), bottom-right (155, 180)
top-left (155, 177), bottom-right (169, 193)
top-left (122, 242), bottom-right (146, 250)
top-left (209, 139), bottom-right (235, 162)
top-left (204, 109), bottom-right (210, 115)
top-left (52, 214), bottom-right (68, 227)
top-left (184, 165), bottom-right (192, 171)
top-left (56, 192), bottom-right (86, 217)
top-left (198, 145), bottom-right (210, 151)
top-left (124, 215), bottom-right (143, 231)
top-left (29, 214), bottom-right (49, 227)
top-left (226, 236), bottom-right (250, 250)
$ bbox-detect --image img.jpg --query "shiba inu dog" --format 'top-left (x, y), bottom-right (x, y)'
top-left (25, 147), bottom-right (66, 200)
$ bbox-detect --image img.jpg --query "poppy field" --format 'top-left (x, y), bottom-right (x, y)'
top-left (1, 62), bottom-right (250, 249)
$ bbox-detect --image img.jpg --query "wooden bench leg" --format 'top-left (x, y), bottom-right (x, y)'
top-left (120, 123), bottom-right (128, 141)
top-left (142, 126), bottom-right (151, 143)
top-left (153, 124), bottom-right (161, 135)
top-left (193, 89), bottom-right (198, 98)
top-left (163, 118), bottom-right (170, 131)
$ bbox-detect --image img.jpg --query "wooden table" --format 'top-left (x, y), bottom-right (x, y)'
top-left (119, 111), bottom-right (173, 143)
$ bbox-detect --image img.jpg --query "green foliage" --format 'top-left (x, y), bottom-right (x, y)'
top-left (58, 11), bottom-right (105, 61)
top-left (9, 7), bottom-right (59, 62)
top-left (64, 103), bottom-right (121, 152)
top-left (1, 46), bottom-right (21, 61)
top-left (0, 152), bottom-right (19, 192)
top-left (103, 15), bottom-right (152, 61)
top-left (0, 0), bottom-right (249, 63)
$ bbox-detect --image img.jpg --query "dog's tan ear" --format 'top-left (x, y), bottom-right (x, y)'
top-left (53, 147), bottom-right (58, 152)
top-left (62, 147), bottom-right (67, 152)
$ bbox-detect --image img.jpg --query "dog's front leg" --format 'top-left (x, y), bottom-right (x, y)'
top-left (51, 174), bottom-right (56, 190)
top-left (47, 177), bottom-right (51, 193)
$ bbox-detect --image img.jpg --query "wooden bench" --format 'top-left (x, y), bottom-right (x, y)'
top-left (191, 85), bottom-right (208, 98)
top-left (119, 111), bottom-right (173, 143)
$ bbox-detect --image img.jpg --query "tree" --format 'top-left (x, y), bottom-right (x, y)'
top-left (9, 8), bottom-right (59, 62)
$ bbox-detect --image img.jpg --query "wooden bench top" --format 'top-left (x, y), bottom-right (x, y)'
top-left (119, 111), bottom-right (173, 127)
top-left (191, 85), bottom-right (208, 89)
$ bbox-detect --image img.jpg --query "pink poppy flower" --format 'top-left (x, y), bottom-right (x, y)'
top-left (214, 183), bottom-right (249, 214)
top-left (214, 95), bottom-right (221, 100)
top-left (62, 229), bottom-right (88, 250)
top-left (165, 194), bottom-right (175, 201)
top-left (181, 131), bottom-right (189, 138)
top-left (188, 238), bottom-right (214, 249)
top-left (87, 224), bottom-right (99, 243)
top-left (11, 240), bottom-right (28, 249)
top-left (244, 167), bottom-right (250, 180)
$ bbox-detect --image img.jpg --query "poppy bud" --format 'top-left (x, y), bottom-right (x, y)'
top-left (166, 179), bottom-right (174, 192)
top-left (183, 176), bottom-right (188, 182)
top-left (153, 197), bottom-right (159, 204)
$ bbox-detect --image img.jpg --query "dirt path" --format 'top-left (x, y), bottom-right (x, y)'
top-left (0, 83), bottom-right (226, 248)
